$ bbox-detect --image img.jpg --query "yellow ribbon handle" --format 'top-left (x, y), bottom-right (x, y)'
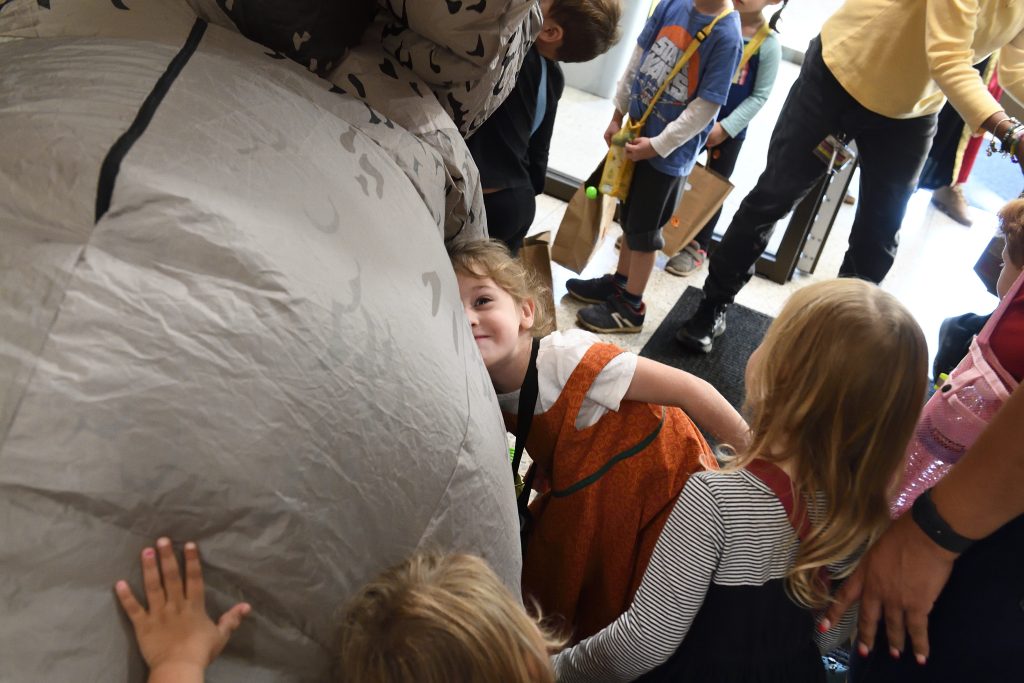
top-left (732, 21), bottom-right (772, 83)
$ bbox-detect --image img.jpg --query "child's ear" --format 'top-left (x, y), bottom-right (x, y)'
top-left (538, 20), bottom-right (564, 51)
top-left (520, 298), bottom-right (537, 331)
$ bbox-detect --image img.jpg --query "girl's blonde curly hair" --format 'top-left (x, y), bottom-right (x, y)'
top-left (448, 239), bottom-right (555, 336)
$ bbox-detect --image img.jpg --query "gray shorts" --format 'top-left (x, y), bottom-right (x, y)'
top-left (620, 160), bottom-right (686, 252)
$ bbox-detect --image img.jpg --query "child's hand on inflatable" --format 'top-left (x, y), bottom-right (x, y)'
top-left (115, 538), bottom-right (251, 683)
top-left (625, 137), bottom-right (657, 161)
top-left (705, 122), bottom-right (729, 148)
top-left (604, 110), bottom-right (624, 146)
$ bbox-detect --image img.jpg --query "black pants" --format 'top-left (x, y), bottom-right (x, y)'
top-left (483, 185), bottom-right (536, 255)
top-left (703, 37), bottom-right (937, 307)
top-left (694, 134), bottom-right (746, 250)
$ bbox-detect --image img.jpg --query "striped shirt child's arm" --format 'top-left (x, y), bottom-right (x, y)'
top-left (553, 475), bottom-right (725, 682)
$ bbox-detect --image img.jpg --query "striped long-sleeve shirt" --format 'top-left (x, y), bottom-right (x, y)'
top-left (552, 468), bottom-right (858, 682)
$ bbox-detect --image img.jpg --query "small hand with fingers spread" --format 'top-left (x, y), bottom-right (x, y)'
top-left (115, 538), bottom-right (251, 682)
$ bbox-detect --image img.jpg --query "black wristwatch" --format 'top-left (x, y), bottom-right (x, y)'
top-left (911, 488), bottom-right (975, 554)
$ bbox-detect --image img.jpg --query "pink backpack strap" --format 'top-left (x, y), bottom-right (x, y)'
top-left (976, 269), bottom-right (1024, 348)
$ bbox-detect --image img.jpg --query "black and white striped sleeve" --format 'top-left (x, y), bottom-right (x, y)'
top-left (553, 474), bottom-right (726, 682)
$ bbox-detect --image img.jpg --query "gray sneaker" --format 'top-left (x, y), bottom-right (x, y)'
top-left (665, 242), bottom-right (707, 277)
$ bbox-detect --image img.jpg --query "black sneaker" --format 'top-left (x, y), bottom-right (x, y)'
top-left (577, 293), bottom-right (645, 333)
top-left (676, 299), bottom-right (728, 353)
top-left (566, 273), bottom-right (623, 304)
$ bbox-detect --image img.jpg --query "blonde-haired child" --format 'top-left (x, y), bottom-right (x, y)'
top-left (553, 279), bottom-right (929, 682)
top-left (450, 239), bottom-right (748, 642)
top-left (115, 541), bottom-right (559, 683)
top-left (339, 552), bottom-right (562, 683)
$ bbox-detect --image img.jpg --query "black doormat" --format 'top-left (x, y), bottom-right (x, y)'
top-left (640, 287), bottom-right (774, 411)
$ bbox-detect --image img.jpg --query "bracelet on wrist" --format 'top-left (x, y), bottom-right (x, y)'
top-left (910, 488), bottom-right (976, 555)
top-left (986, 118), bottom-right (1024, 161)
top-left (992, 115), bottom-right (1013, 138)
top-left (1001, 122), bottom-right (1023, 149)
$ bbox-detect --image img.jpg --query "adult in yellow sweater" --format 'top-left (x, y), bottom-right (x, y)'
top-left (677, 0), bottom-right (1024, 354)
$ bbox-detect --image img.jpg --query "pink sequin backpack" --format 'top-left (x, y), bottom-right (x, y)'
top-left (891, 271), bottom-right (1022, 516)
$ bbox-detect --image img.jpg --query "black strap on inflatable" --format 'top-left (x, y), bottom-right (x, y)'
top-left (95, 18), bottom-right (208, 223)
top-left (512, 338), bottom-right (540, 521)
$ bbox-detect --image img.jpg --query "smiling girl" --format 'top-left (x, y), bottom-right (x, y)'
top-left (450, 239), bottom-right (748, 642)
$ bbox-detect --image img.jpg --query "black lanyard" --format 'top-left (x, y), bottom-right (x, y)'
top-left (512, 338), bottom-right (540, 521)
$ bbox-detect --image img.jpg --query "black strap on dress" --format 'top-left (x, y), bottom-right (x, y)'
top-left (512, 338), bottom-right (540, 547)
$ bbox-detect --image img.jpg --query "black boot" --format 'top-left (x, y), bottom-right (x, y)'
top-left (676, 298), bottom-right (728, 353)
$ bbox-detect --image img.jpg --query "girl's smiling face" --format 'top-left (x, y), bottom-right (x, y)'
top-left (457, 274), bottom-right (535, 371)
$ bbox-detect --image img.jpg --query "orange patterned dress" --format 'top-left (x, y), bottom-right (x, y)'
top-left (504, 342), bottom-right (718, 642)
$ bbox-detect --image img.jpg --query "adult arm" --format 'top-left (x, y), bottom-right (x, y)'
top-left (926, 0), bottom-right (1017, 134)
top-left (623, 357), bottom-right (749, 449)
top-left (992, 28), bottom-right (1024, 153)
top-left (718, 34), bottom-right (781, 138)
top-left (997, 31), bottom-right (1024, 109)
top-left (553, 477), bottom-right (724, 681)
top-left (820, 384), bottom-right (1024, 663)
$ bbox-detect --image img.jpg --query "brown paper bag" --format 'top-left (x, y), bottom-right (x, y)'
top-left (661, 163), bottom-right (734, 256)
top-left (519, 231), bottom-right (557, 331)
top-left (551, 162), bottom-right (616, 274)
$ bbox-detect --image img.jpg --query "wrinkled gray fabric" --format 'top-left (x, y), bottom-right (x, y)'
top-left (0, 6), bottom-right (524, 682)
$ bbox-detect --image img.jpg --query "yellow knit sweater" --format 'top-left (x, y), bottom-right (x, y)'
top-left (822, 0), bottom-right (1024, 131)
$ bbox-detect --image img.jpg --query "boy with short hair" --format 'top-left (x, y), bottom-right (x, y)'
top-left (567, 0), bottom-right (742, 333)
top-left (467, 0), bottom-right (622, 254)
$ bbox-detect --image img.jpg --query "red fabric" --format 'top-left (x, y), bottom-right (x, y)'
top-left (745, 459), bottom-right (810, 541)
top-left (990, 278), bottom-right (1024, 381)
top-left (504, 343), bottom-right (717, 642)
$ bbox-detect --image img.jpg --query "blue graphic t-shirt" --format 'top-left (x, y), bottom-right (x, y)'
top-left (629, 0), bottom-right (742, 176)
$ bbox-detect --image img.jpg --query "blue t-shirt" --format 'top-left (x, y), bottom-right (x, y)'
top-left (629, 0), bottom-right (742, 176)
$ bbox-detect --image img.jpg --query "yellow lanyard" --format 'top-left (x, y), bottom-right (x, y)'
top-left (732, 22), bottom-right (771, 84)
top-left (635, 7), bottom-right (734, 129)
